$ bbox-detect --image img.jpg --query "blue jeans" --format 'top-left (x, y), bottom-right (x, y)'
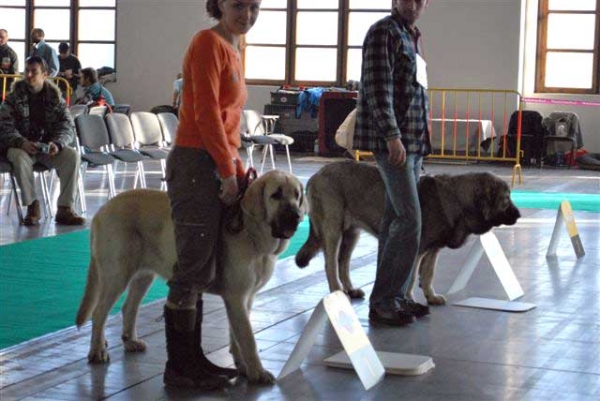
top-left (370, 152), bottom-right (423, 311)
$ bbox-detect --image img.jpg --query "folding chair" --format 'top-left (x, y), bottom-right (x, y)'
top-left (69, 104), bottom-right (89, 119)
top-left (157, 112), bottom-right (179, 147)
top-left (75, 114), bottom-right (117, 199)
top-left (242, 110), bottom-right (294, 173)
top-left (105, 113), bottom-right (148, 189)
top-left (89, 106), bottom-right (108, 117)
top-left (112, 104), bottom-right (131, 116)
top-left (130, 111), bottom-right (169, 189)
top-left (0, 157), bottom-right (24, 223)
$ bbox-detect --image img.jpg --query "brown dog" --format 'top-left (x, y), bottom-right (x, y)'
top-left (296, 161), bottom-right (520, 304)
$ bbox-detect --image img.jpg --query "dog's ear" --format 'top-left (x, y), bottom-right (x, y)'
top-left (241, 176), bottom-right (266, 221)
top-left (479, 177), bottom-right (500, 222)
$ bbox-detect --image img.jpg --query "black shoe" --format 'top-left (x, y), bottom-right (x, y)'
top-left (194, 299), bottom-right (239, 380)
top-left (397, 299), bottom-right (430, 318)
top-left (163, 306), bottom-right (230, 390)
top-left (369, 306), bottom-right (415, 326)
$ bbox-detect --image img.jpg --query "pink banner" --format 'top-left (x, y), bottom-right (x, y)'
top-left (522, 97), bottom-right (600, 107)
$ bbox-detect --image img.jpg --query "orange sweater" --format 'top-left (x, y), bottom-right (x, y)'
top-left (176, 29), bottom-right (247, 178)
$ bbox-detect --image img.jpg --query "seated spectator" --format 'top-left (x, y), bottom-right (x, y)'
top-left (57, 42), bottom-right (82, 98)
top-left (78, 67), bottom-right (115, 107)
top-left (0, 56), bottom-right (85, 226)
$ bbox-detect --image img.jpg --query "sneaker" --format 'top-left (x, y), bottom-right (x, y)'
top-left (397, 299), bottom-right (430, 318)
top-left (24, 200), bottom-right (41, 226)
top-left (368, 305), bottom-right (415, 326)
top-left (55, 207), bottom-right (85, 225)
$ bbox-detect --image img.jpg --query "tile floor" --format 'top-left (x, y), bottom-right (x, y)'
top-left (1, 155), bottom-right (599, 400)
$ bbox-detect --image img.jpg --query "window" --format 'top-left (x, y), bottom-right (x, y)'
top-left (536, 0), bottom-right (600, 94)
top-left (0, 0), bottom-right (116, 72)
top-left (245, 0), bottom-right (392, 86)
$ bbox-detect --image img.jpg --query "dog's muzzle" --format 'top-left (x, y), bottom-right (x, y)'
top-left (272, 206), bottom-right (302, 239)
top-left (496, 205), bottom-right (521, 226)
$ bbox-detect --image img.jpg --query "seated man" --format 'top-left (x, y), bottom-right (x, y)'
top-left (79, 67), bottom-right (115, 107)
top-left (0, 56), bottom-right (85, 226)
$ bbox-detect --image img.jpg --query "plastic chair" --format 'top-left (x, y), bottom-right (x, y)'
top-left (89, 106), bottom-right (108, 117)
top-left (157, 112), bottom-right (179, 146)
top-left (105, 113), bottom-right (149, 189)
top-left (75, 114), bottom-right (117, 198)
top-left (112, 104), bottom-right (131, 116)
top-left (69, 104), bottom-right (88, 119)
top-left (0, 157), bottom-right (24, 223)
top-left (242, 110), bottom-right (294, 173)
top-left (130, 111), bottom-right (169, 189)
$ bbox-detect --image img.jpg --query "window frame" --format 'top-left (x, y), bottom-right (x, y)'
top-left (0, 0), bottom-right (117, 71)
top-left (245, 0), bottom-right (390, 87)
top-left (535, 0), bottom-right (600, 94)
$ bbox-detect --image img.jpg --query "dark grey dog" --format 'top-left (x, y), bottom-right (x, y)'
top-left (296, 161), bottom-right (521, 305)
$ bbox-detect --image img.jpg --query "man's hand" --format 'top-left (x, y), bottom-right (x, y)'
top-left (386, 137), bottom-right (406, 166)
top-left (220, 175), bottom-right (239, 206)
top-left (21, 140), bottom-right (39, 155)
top-left (48, 142), bottom-right (59, 156)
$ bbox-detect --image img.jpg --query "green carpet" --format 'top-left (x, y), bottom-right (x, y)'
top-left (1, 190), bottom-right (598, 349)
top-left (0, 221), bottom-right (309, 350)
top-left (511, 191), bottom-right (600, 213)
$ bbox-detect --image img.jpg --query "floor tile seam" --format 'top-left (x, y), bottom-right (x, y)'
top-left (430, 354), bottom-right (600, 377)
top-left (0, 361), bottom-right (93, 395)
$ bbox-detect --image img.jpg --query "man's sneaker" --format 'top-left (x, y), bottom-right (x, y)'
top-left (368, 305), bottom-right (415, 326)
top-left (397, 299), bottom-right (430, 318)
top-left (24, 200), bottom-right (41, 226)
top-left (55, 207), bottom-right (85, 225)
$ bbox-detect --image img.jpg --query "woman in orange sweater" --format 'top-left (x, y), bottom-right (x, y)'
top-left (163, 0), bottom-right (261, 390)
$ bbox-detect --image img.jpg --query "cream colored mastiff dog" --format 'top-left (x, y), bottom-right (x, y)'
top-left (76, 170), bottom-right (307, 384)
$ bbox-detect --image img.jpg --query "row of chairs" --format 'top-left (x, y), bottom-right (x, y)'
top-left (75, 111), bottom-right (178, 202)
top-left (0, 111), bottom-right (178, 224)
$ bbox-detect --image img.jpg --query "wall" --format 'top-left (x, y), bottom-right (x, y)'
top-left (112, 0), bottom-right (599, 152)
top-left (110, 0), bottom-right (213, 112)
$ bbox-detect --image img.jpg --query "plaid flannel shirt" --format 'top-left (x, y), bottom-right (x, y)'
top-left (353, 14), bottom-right (431, 155)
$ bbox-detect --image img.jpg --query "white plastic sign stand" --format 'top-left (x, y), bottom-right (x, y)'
top-left (278, 291), bottom-right (385, 390)
top-left (546, 200), bottom-right (585, 259)
top-left (447, 231), bottom-right (536, 312)
top-left (278, 292), bottom-right (434, 388)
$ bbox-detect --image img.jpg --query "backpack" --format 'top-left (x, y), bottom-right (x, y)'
top-left (500, 110), bottom-right (546, 165)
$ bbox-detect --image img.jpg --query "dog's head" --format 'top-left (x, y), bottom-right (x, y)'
top-left (241, 170), bottom-right (308, 239)
top-left (477, 173), bottom-right (521, 229)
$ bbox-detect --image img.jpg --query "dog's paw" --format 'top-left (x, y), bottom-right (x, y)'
top-left (87, 348), bottom-right (110, 364)
top-left (426, 293), bottom-right (447, 306)
top-left (247, 368), bottom-right (276, 385)
top-left (123, 338), bottom-right (147, 353)
top-left (346, 288), bottom-right (365, 299)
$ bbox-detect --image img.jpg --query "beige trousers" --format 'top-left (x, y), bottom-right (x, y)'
top-left (7, 146), bottom-right (80, 208)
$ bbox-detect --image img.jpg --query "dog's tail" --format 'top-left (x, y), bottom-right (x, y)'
top-left (295, 220), bottom-right (321, 268)
top-left (76, 255), bottom-right (100, 328)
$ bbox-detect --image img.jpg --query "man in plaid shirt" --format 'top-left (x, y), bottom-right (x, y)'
top-left (354, 0), bottom-right (432, 326)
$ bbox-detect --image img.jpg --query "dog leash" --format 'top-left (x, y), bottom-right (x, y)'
top-left (238, 167), bottom-right (258, 201)
top-left (224, 167), bottom-right (259, 234)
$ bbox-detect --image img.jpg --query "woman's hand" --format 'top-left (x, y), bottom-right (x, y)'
top-left (220, 175), bottom-right (239, 205)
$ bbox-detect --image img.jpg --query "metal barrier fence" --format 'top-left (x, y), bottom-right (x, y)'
top-left (427, 88), bottom-right (523, 186)
top-left (1, 74), bottom-right (72, 106)
top-left (355, 88), bottom-right (525, 186)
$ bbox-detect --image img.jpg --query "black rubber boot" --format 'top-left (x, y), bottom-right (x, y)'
top-left (195, 298), bottom-right (239, 379)
top-left (163, 306), bottom-right (230, 389)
